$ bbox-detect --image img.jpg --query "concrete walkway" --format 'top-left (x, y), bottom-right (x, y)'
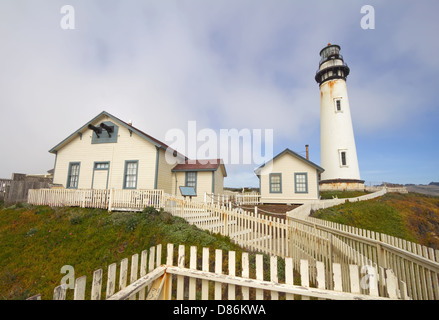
top-left (286, 188), bottom-right (388, 220)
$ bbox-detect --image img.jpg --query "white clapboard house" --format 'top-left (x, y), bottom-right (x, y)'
top-left (49, 111), bottom-right (226, 201)
top-left (255, 148), bottom-right (324, 204)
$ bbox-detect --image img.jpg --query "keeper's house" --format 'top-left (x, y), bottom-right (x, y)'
top-left (49, 111), bottom-right (226, 201)
top-left (255, 148), bottom-right (324, 204)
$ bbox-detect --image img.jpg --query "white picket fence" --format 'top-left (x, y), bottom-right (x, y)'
top-left (290, 215), bottom-right (439, 300)
top-left (235, 193), bottom-right (261, 205)
top-left (26, 188), bottom-right (439, 300)
top-left (163, 194), bottom-right (289, 258)
top-left (27, 188), bottom-right (163, 211)
top-left (28, 243), bottom-right (404, 300)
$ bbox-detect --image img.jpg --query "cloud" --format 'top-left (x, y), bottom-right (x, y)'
top-left (0, 1), bottom-right (438, 185)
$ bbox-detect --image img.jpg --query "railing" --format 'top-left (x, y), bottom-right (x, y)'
top-left (28, 243), bottom-right (404, 300)
top-left (26, 188), bottom-right (438, 299)
top-left (204, 192), bottom-right (233, 206)
top-left (287, 215), bottom-right (439, 300)
top-left (163, 193), bottom-right (437, 299)
top-left (235, 193), bottom-right (260, 205)
top-left (0, 178), bottom-right (11, 198)
top-left (163, 194), bottom-right (289, 257)
top-left (27, 188), bottom-right (164, 211)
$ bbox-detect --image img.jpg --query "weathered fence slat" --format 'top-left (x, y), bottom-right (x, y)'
top-left (53, 285), bottom-right (66, 300)
top-left (34, 243), bottom-right (410, 301)
top-left (177, 245), bottom-right (185, 300)
top-left (189, 246), bottom-right (197, 300)
top-left (106, 263), bottom-right (116, 299)
top-left (242, 252), bottom-right (250, 300)
top-left (215, 249), bottom-right (223, 300)
top-left (270, 255), bottom-right (279, 300)
top-left (91, 269), bottom-right (102, 300)
top-left (119, 258), bottom-right (128, 291)
top-left (74, 275), bottom-right (87, 300)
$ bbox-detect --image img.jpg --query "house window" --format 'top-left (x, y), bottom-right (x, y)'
top-left (295, 173), bottom-right (308, 194)
top-left (185, 172), bottom-right (197, 190)
top-left (95, 162), bottom-right (109, 170)
top-left (124, 161), bottom-right (138, 189)
top-left (269, 173), bottom-right (282, 193)
top-left (67, 162), bottom-right (80, 189)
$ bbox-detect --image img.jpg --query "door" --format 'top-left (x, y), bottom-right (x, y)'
top-left (92, 162), bottom-right (110, 189)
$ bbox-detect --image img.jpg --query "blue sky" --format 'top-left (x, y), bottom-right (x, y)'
top-left (0, 0), bottom-right (438, 187)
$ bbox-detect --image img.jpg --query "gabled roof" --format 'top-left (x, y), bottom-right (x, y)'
top-left (172, 159), bottom-right (227, 177)
top-left (48, 111), bottom-right (187, 160)
top-left (254, 148), bottom-right (324, 175)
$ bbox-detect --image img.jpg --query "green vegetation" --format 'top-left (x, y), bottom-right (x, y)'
top-left (3, 191), bottom-right (437, 300)
top-left (311, 192), bottom-right (439, 249)
top-left (319, 190), bottom-right (370, 199)
top-left (0, 204), bottom-right (243, 300)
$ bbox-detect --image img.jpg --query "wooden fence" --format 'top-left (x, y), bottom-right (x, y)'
top-left (235, 193), bottom-right (261, 205)
top-left (28, 243), bottom-right (404, 300)
top-left (0, 179), bottom-right (12, 194)
top-left (26, 188), bottom-right (439, 299)
top-left (204, 192), bottom-right (232, 206)
top-left (288, 215), bottom-right (439, 300)
top-left (27, 188), bottom-right (164, 211)
top-left (204, 192), bottom-right (260, 206)
top-left (163, 195), bottom-right (289, 258)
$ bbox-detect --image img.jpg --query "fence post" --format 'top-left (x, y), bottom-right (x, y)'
top-left (81, 190), bottom-right (86, 208)
top-left (376, 242), bottom-right (387, 270)
top-left (223, 210), bottom-right (228, 236)
top-left (108, 189), bottom-right (114, 212)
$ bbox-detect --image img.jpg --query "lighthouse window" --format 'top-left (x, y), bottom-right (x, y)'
top-left (336, 99), bottom-right (342, 111)
top-left (341, 152), bottom-right (347, 166)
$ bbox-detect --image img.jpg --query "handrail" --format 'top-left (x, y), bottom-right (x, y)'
top-left (288, 215), bottom-right (439, 272)
top-left (165, 266), bottom-right (390, 301)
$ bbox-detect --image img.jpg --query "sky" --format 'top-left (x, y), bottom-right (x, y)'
top-left (0, 0), bottom-right (438, 188)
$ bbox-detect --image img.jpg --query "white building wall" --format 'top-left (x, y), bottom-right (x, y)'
top-left (53, 115), bottom-right (157, 190)
top-left (259, 153), bottom-right (320, 204)
top-left (171, 171), bottom-right (214, 202)
top-left (320, 79), bottom-right (361, 181)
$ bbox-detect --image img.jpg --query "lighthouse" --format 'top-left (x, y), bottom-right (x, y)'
top-left (315, 44), bottom-right (364, 191)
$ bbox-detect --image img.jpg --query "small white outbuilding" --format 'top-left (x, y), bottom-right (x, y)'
top-left (255, 148), bottom-right (324, 204)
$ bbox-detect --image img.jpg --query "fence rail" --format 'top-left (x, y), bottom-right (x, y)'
top-left (27, 188), bottom-right (163, 211)
top-left (26, 188), bottom-right (439, 300)
top-left (29, 243), bottom-right (405, 300)
top-left (163, 194), bottom-right (289, 258)
top-left (235, 193), bottom-right (261, 205)
top-left (287, 215), bottom-right (439, 300)
top-left (0, 179), bottom-right (11, 198)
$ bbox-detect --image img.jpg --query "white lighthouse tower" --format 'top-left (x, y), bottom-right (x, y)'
top-left (315, 44), bottom-right (364, 191)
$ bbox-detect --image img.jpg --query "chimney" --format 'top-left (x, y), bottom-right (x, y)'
top-left (305, 145), bottom-right (309, 160)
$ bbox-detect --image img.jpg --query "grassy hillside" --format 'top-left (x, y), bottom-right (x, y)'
top-left (319, 190), bottom-right (370, 199)
top-left (311, 192), bottom-right (439, 249)
top-left (0, 202), bottom-right (246, 300)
